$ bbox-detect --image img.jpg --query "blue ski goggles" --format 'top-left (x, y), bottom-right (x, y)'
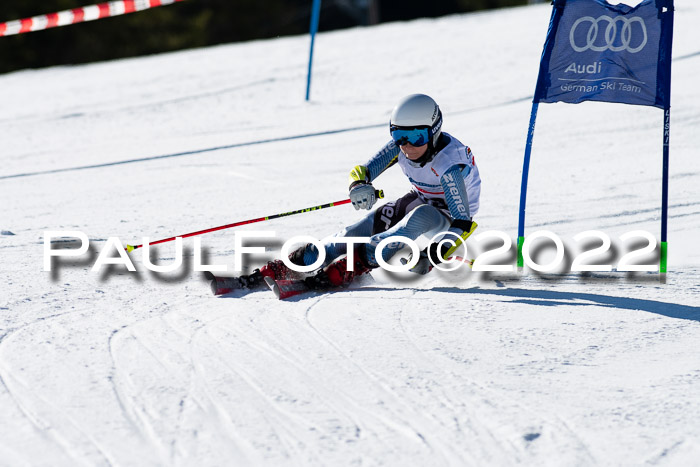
top-left (390, 125), bottom-right (430, 147)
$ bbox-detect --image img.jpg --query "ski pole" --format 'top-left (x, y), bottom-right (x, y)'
top-left (126, 189), bottom-right (384, 252)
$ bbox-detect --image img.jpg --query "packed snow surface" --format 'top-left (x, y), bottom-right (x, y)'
top-left (1, 2), bottom-right (700, 465)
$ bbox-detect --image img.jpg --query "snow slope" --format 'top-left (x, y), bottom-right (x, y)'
top-left (1, 2), bottom-right (700, 465)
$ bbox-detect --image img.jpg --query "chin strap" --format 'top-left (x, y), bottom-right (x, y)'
top-left (416, 150), bottom-right (434, 167)
top-left (414, 132), bottom-right (448, 167)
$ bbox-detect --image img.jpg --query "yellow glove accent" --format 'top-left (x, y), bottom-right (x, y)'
top-left (349, 165), bottom-right (369, 186)
top-left (443, 221), bottom-right (478, 260)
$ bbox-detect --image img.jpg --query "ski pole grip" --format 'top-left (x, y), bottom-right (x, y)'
top-left (375, 189), bottom-right (385, 199)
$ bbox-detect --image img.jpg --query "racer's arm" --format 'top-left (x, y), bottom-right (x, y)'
top-left (348, 141), bottom-right (400, 210)
top-left (349, 140), bottom-right (400, 186)
top-left (428, 165), bottom-right (477, 262)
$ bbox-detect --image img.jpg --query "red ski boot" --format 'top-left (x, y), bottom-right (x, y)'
top-left (307, 247), bottom-right (374, 289)
top-left (238, 259), bottom-right (294, 288)
top-left (207, 245), bottom-right (310, 295)
top-left (324, 254), bottom-right (372, 287)
top-left (265, 247), bottom-right (375, 299)
top-left (207, 260), bottom-right (291, 295)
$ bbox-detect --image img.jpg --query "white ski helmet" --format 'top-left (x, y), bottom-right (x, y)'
top-left (389, 94), bottom-right (443, 148)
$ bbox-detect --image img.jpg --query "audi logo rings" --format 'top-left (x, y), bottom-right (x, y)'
top-left (570, 15), bottom-right (648, 54)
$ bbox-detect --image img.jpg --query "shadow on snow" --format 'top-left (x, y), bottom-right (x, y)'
top-left (343, 286), bottom-right (700, 323)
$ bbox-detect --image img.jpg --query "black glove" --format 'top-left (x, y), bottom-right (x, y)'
top-left (427, 219), bottom-right (474, 264)
top-left (400, 248), bottom-right (432, 275)
top-left (427, 242), bottom-right (451, 265)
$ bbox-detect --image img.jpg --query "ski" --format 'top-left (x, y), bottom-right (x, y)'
top-left (204, 259), bottom-right (303, 296)
top-left (211, 254), bottom-right (474, 299)
top-left (203, 271), bottom-right (267, 296)
top-left (451, 256), bottom-right (475, 267)
top-left (264, 276), bottom-right (314, 300)
top-left (263, 256), bottom-right (475, 300)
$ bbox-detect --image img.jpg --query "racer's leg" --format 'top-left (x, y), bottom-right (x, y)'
top-left (292, 192), bottom-right (424, 268)
top-left (364, 204), bottom-right (451, 266)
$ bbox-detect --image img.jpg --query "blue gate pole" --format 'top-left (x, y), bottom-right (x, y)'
top-left (517, 102), bottom-right (540, 269)
top-left (305, 0), bottom-right (322, 101)
top-left (660, 106), bottom-right (670, 278)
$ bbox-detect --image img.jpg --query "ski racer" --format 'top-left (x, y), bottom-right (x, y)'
top-left (214, 93), bottom-right (481, 293)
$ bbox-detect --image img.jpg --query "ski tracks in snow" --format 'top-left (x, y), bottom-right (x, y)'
top-left (191, 295), bottom-right (434, 464)
top-left (300, 292), bottom-right (595, 465)
top-left (107, 301), bottom-right (261, 466)
top-left (129, 286), bottom-right (599, 465)
top-left (0, 307), bottom-right (118, 466)
top-left (2, 277), bottom-right (696, 465)
top-left (395, 293), bottom-right (596, 464)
